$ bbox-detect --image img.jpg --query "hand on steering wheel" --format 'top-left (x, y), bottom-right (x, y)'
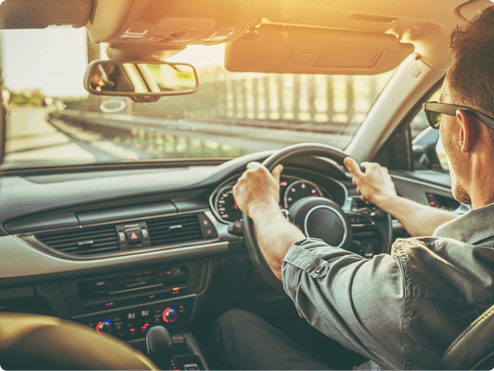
top-left (233, 162), bottom-right (283, 220)
top-left (239, 143), bottom-right (392, 292)
top-left (344, 158), bottom-right (397, 206)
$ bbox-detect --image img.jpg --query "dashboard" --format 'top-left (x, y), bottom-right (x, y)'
top-left (0, 151), bottom-right (457, 354)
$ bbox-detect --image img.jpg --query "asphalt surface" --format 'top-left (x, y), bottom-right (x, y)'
top-left (4, 107), bottom-right (131, 167)
top-left (5, 107), bottom-right (93, 166)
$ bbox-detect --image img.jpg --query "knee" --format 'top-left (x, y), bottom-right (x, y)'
top-left (214, 308), bottom-right (253, 338)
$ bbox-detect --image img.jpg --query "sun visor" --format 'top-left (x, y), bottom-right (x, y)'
top-left (0, 0), bottom-right (92, 29)
top-left (225, 24), bottom-right (415, 75)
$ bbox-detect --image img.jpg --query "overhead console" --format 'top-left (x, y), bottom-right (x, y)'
top-left (86, 0), bottom-right (267, 58)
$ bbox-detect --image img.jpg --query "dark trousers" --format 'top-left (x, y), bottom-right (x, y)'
top-left (212, 309), bottom-right (332, 370)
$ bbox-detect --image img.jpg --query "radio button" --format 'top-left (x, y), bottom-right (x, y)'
top-left (126, 312), bottom-right (136, 320)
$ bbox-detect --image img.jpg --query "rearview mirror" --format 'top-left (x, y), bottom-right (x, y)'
top-left (84, 60), bottom-right (199, 102)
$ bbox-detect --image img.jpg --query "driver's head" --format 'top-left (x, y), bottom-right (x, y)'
top-left (439, 6), bottom-right (494, 204)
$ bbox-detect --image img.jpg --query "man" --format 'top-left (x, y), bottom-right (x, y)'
top-left (213, 6), bottom-right (494, 370)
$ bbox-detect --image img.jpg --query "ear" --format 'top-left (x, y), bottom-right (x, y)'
top-left (456, 109), bottom-right (481, 152)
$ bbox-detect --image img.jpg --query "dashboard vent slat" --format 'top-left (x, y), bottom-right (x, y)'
top-left (38, 231), bottom-right (116, 245)
top-left (34, 213), bottom-right (207, 257)
top-left (147, 215), bottom-right (203, 247)
top-left (36, 226), bottom-right (119, 256)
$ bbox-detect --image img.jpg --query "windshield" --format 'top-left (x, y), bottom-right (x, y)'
top-left (0, 26), bottom-right (395, 168)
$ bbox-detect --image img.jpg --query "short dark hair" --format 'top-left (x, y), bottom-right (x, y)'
top-left (449, 6), bottom-right (494, 118)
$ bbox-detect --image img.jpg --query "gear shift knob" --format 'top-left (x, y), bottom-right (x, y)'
top-left (146, 325), bottom-right (174, 369)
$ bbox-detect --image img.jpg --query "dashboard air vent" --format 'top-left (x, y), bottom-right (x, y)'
top-left (36, 226), bottom-right (119, 255)
top-left (147, 214), bottom-right (203, 246)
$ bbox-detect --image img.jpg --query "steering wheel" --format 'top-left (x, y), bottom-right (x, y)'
top-left (0, 313), bottom-right (158, 370)
top-left (242, 143), bottom-right (393, 292)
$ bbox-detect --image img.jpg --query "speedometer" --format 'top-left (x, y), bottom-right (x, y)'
top-left (284, 180), bottom-right (323, 208)
top-left (214, 186), bottom-right (243, 223)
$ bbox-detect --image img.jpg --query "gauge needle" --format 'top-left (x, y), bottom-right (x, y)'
top-left (234, 198), bottom-right (238, 209)
top-left (311, 194), bottom-right (320, 197)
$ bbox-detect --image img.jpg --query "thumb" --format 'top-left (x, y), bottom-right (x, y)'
top-left (344, 157), bottom-right (364, 177)
top-left (271, 164), bottom-right (283, 182)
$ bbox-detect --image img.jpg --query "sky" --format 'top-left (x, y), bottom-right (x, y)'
top-left (0, 25), bottom-right (225, 97)
top-left (0, 26), bottom-right (88, 96)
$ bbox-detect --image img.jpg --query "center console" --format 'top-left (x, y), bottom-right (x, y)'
top-left (57, 260), bottom-right (210, 369)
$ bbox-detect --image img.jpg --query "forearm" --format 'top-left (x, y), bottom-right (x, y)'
top-left (251, 205), bottom-right (305, 280)
top-left (375, 194), bottom-right (458, 237)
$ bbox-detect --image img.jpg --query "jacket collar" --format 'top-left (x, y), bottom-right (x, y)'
top-left (434, 203), bottom-right (494, 244)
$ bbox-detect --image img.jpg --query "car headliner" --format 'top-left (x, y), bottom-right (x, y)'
top-left (1, 0), bottom-right (491, 71)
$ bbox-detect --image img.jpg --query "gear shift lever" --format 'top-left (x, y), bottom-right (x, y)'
top-left (146, 325), bottom-right (174, 369)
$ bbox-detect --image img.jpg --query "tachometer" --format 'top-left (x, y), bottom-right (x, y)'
top-left (284, 180), bottom-right (323, 208)
top-left (214, 186), bottom-right (243, 223)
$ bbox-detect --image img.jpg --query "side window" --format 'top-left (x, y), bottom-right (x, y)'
top-left (410, 88), bottom-right (449, 172)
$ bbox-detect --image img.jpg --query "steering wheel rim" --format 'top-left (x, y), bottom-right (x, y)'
top-left (0, 313), bottom-right (158, 370)
top-left (242, 143), bottom-right (391, 292)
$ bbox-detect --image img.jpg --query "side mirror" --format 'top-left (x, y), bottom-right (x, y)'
top-left (412, 127), bottom-right (440, 171)
top-left (84, 60), bottom-right (199, 102)
top-left (435, 137), bottom-right (450, 172)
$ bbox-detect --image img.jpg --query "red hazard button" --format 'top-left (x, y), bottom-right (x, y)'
top-left (125, 229), bottom-right (142, 245)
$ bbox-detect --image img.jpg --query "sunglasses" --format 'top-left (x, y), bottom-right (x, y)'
top-left (422, 101), bottom-right (494, 130)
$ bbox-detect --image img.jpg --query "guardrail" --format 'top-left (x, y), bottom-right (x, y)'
top-left (52, 109), bottom-right (352, 158)
top-left (59, 72), bottom-right (388, 158)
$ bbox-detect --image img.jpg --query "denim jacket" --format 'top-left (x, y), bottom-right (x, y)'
top-left (282, 203), bottom-right (494, 370)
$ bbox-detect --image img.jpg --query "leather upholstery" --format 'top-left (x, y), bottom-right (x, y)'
top-left (0, 313), bottom-right (159, 370)
top-left (442, 304), bottom-right (494, 370)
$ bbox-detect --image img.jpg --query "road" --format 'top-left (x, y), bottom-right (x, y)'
top-left (4, 107), bottom-right (99, 167)
top-left (3, 107), bottom-right (349, 167)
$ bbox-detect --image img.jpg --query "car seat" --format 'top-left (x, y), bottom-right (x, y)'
top-left (442, 304), bottom-right (494, 370)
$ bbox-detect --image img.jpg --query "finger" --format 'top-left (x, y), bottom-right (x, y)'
top-left (356, 187), bottom-right (361, 194)
top-left (362, 162), bottom-right (380, 171)
top-left (352, 178), bottom-right (357, 185)
top-left (246, 162), bottom-right (261, 169)
top-left (344, 157), bottom-right (364, 177)
top-left (271, 164), bottom-right (283, 182)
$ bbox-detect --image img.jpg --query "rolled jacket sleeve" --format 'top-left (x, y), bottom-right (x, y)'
top-left (282, 238), bottom-right (406, 370)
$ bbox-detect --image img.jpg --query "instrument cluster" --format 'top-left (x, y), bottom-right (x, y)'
top-left (211, 175), bottom-right (331, 224)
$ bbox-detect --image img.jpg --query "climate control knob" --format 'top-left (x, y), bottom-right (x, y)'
top-left (162, 307), bottom-right (178, 323)
top-left (96, 320), bottom-right (112, 334)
